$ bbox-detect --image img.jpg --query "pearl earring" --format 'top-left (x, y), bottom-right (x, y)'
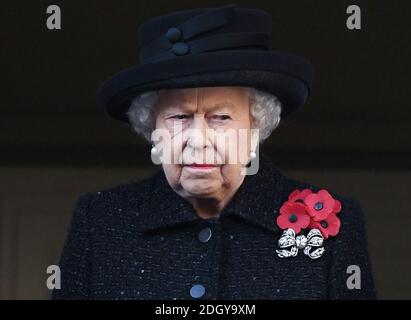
top-left (151, 143), bottom-right (158, 155)
top-left (250, 151), bottom-right (257, 159)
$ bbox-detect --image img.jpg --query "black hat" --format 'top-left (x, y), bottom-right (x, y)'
top-left (97, 3), bottom-right (315, 122)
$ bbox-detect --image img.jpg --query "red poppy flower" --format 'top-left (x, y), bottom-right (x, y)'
top-left (277, 201), bottom-right (310, 234)
top-left (276, 188), bottom-right (342, 239)
top-left (288, 188), bottom-right (313, 203)
top-left (333, 199), bottom-right (342, 213)
top-left (309, 212), bottom-right (341, 239)
top-left (304, 189), bottom-right (339, 221)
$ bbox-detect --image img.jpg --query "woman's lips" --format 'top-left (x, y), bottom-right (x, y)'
top-left (185, 164), bottom-right (218, 168)
top-left (183, 164), bottom-right (221, 170)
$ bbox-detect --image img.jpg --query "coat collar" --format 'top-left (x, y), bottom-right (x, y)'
top-left (134, 152), bottom-right (295, 234)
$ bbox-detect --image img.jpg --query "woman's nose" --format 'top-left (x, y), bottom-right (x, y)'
top-left (186, 115), bottom-right (211, 149)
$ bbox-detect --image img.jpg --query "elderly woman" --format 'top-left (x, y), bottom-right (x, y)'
top-left (53, 4), bottom-right (376, 300)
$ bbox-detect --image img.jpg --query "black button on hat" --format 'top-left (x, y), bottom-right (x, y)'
top-left (166, 27), bottom-right (182, 43)
top-left (172, 42), bottom-right (190, 56)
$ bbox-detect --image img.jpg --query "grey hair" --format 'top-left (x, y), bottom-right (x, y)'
top-left (126, 87), bottom-right (282, 143)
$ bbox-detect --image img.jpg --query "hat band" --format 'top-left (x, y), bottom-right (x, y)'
top-left (141, 32), bottom-right (270, 64)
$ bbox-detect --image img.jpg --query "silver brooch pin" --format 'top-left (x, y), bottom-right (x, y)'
top-left (276, 228), bottom-right (325, 259)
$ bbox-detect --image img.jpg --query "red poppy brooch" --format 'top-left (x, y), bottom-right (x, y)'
top-left (276, 189), bottom-right (342, 259)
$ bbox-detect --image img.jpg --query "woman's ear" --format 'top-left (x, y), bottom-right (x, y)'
top-left (250, 128), bottom-right (260, 154)
top-left (241, 129), bottom-right (260, 175)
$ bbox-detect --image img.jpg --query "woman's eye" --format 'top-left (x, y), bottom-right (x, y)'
top-left (171, 114), bottom-right (188, 120)
top-left (211, 115), bottom-right (231, 121)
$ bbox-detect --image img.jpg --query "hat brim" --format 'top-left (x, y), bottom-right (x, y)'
top-left (97, 49), bottom-right (314, 122)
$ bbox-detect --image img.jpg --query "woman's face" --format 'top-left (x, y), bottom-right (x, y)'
top-left (153, 86), bottom-right (258, 201)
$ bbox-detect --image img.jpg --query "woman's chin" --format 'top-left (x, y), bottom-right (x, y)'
top-left (181, 183), bottom-right (219, 198)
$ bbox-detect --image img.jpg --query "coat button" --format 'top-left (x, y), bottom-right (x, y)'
top-left (172, 42), bottom-right (190, 56)
top-left (198, 227), bottom-right (212, 243)
top-left (190, 284), bottom-right (205, 299)
top-left (166, 27), bottom-right (182, 43)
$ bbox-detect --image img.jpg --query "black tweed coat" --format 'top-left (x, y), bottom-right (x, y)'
top-left (52, 153), bottom-right (376, 300)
